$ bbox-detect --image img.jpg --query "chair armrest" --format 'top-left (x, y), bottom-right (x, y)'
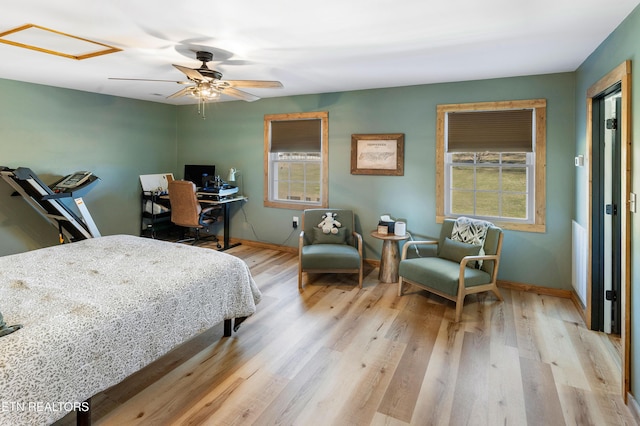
top-left (459, 253), bottom-right (499, 269)
top-left (401, 240), bottom-right (438, 260)
top-left (458, 254), bottom-right (501, 293)
top-left (201, 205), bottom-right (222, 215)
top-left (352, 231), bottom-right (363, 256)
top-left (298, 230), bottom-right (305, 258)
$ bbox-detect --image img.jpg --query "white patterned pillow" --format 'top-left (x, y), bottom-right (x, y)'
top-left (450, 217), bottom-right (493, 267)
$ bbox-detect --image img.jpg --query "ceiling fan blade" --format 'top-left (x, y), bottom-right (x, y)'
top-left (167, 86), bottom-right (195, 99)
top-left (109, 77), bottom-right (190, 84)
top-left (173, 64), bottom-right (206, 81)
top-left (224, 80), bottom-right (283, 89)
top-left (222, 87), bottom-right (260, 102)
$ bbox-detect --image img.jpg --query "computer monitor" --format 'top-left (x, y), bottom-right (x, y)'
top-left (184, 164), bottom-right (216, 188)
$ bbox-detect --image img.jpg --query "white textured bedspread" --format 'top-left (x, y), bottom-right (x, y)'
top-left (0, 235), bottom-right (261, 426)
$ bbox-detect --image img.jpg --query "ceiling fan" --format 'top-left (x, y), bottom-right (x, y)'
top-left (110, 50), bottom-right (282, 116)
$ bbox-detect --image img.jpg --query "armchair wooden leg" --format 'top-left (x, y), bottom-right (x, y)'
top-left (398, 277), bottom-right (404, 296)
top-left (358, 267), bottom-right (363, 288)
top-left (298, 266), bottom-right (303, 290)
top-left (492, 286), bottom-right (504, 301)
top-left (455, 292), bottom-right (466, 322)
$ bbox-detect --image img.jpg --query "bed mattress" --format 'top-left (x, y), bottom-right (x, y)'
top-left (0, 235), bottom-right (261, 425)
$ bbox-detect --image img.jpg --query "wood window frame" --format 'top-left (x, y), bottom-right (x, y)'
top-left (263, 111), bottom-right (329, 209)
top-left (436, 99), bottom-right (546, 232)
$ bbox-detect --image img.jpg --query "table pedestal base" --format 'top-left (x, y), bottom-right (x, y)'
top-left (379, 239), bottom-right (400, 283)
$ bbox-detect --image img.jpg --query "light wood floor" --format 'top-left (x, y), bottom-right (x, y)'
top-left (55, 244), bottom-right (636, 426)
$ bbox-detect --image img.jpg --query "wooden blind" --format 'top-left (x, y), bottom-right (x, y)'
top-left (447, 109), bottom-right (533, 152)
top-left (270, 119), bottom-right (321, 152)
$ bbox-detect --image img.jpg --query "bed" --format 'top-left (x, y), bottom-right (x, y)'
top-left (0, 235), bottom-right (261, 426)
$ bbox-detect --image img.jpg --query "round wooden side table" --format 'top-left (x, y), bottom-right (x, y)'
top-left (370, 231), bottom-right (410, 283)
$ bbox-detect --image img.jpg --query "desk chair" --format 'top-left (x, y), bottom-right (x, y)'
top-left (168, 180), bottom-right (222, 247)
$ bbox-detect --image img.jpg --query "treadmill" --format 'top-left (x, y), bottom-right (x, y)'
top-left (1, 166), bottom-right (101, 243)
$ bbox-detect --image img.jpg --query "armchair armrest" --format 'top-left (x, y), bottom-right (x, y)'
top-left (352, 231), bottom-right (363, 257)
top-left (401, 240), bottom-right (438, 260)
top-left (459, 253), bottom-right (499, 269)
top-left (298, 230), bottom-right (305, 259)
top-left (458, 253), bottom-right (501, 294)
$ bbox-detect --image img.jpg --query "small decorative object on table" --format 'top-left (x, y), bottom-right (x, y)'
top-left (378, 214), bottom-right (395, 234)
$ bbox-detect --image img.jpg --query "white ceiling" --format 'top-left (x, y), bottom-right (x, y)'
top-left (1, 0), bottom-right (638, 105)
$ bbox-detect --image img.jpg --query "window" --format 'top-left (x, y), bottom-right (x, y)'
top-left (436, 100), bottom-right (546, 232)
top-left (264, 111), bottom-right (328, 209)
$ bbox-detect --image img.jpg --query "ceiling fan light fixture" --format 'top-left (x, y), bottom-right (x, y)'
top-left (191, 82), bottom-right (221, 120)
top-left (192, 82), bottom-right (220, 99)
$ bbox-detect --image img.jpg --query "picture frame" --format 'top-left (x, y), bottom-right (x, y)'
top-left (350, 133), bottom-right (404, 175)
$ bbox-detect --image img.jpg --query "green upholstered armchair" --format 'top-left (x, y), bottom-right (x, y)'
top-left (298, 209), bottom-right (363, 289)
top-left (398, 218), bottom-right (503, 322)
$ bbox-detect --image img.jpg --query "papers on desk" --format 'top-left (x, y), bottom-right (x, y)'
top-left (140, 173), bottom-right (174, 193)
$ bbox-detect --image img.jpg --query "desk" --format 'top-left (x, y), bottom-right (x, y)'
top-left (197, 195), bottom-right (246, 251)
top-left (370, 231), bottom-right (409, 283)
top-left (163, 194), bottom-right (246, 250)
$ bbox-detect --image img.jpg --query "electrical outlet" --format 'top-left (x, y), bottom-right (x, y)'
top-left (293, 216), bottom-right (299, 228)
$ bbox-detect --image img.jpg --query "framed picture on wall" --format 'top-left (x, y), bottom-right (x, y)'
top-left (350, 133), bottom-right (404, 175)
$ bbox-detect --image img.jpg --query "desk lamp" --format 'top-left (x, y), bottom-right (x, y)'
top-left (227, 168), bottom-right (241, 195)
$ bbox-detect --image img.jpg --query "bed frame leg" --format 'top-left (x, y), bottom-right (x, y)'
top-left (224, 317), bottom-right (248, 336)
top-left (233, 316), bottom-right (247, 332)
top-left (77, 397), bottom-right (91, 426)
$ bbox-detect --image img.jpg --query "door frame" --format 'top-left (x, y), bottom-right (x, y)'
top-left (585, 60), bottom-right (631, 400)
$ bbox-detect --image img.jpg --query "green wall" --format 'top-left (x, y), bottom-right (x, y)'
top-left (0, 73), bottom-right (577, 289)
top-left (0, 60), bottom-right (582, 296)
top-left (0, 79), bottom-right (177, 256)
top-left (176, 73), bottom-right (576, 290)
top-left (574, 3), bottom-right (640, 403)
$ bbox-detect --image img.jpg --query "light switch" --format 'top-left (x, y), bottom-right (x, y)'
top-left (630, 193), bottom-right (637, 213)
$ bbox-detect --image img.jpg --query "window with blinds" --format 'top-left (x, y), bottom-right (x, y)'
top-left (264, 112), bottom-right (329, 209)
top-left (447, 110), bottom-right (533, 153)
top-left (270, 119), bottom-right (321, 152)
top-left (437, 100), bottom-right (546, 232)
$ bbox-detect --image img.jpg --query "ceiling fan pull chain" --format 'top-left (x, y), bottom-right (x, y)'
top-left (198, 98), bottom-right (206, 119)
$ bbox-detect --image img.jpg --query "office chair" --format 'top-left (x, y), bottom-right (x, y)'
top-left (168, 180), bottom-right (222, 247)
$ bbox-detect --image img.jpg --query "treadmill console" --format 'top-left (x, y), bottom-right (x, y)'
top-left (54, 171), bottom-right (93, 190)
